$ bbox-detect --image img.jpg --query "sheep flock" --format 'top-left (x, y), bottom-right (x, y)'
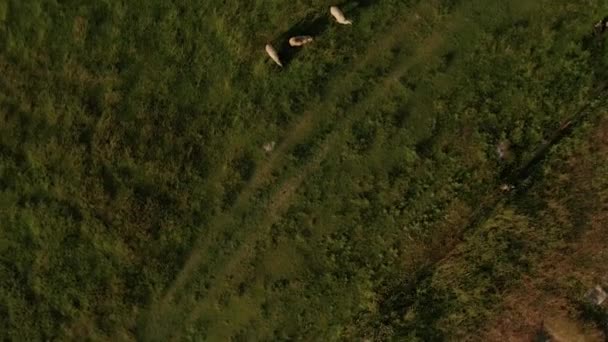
top-left (265, 5), bottom-right (353, 67)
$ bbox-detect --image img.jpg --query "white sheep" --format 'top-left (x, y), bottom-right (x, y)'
top-left (289, 35), bottom-right (314, 47)
top-left (265, 44), bottom-right (283, 67)
top-left (330, 6), bottom-right (352, 25)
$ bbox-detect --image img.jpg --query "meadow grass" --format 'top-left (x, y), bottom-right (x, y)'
top-left (1, 0), bottom-right (607, 340)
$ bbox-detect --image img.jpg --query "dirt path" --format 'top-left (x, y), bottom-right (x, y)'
top-left (481, 117), bottom-right (608, 341)
top-left (365, 89), bottom-right (608, 342)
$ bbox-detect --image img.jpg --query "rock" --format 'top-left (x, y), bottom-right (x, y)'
top-left (496, 140), bottom-right (510, 160)
top-left (263, 141), bottom-right (276, 153)
top-left (500, 184), bottom-right (515, 192)
top-left (594, 17), bottom-right (608, 34)
top-left (586, 285), bottom-right (607, 306)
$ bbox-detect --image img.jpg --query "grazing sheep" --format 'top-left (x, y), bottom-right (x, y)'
top-left (289, 35), bottom-right (314, 47)
top-left (265, 44), bottom-right (283, 67)
top-left (330, 6), bottom-right (352, 25)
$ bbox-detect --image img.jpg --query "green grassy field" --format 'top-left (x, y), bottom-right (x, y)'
top-left (1, 0), bottom-right (608, 340)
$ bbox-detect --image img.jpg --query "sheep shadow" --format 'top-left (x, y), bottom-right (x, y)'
top-left (274, 1), bottom-right (375, 66)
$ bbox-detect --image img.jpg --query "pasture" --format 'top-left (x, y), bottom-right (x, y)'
top-left (1, 0), bottom-right (607, 340)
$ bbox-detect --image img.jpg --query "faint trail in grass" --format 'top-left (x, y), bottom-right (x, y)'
top-left (143, 2), bottom-right (458, 339)
top-left (170, 137), bottom-right (335, 341)
top-left (154, 2), bottom-right (435, 310)
top-left (168, 11), bottom-right (469, 341)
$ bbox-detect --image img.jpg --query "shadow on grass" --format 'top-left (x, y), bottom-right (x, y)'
top-left (273, 1), bottom-right (375, 66)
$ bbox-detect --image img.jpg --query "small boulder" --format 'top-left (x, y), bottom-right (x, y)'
top-left (500, 184), bottom-right (515, 192)
top-left (586, 285), bottom-right (607, 306)
top-left (496, 140), bottom-right (511, 160)
top-left (263, 141), bottom-right (276, 153)
top-left (594, 16), bottom-right (608, 34)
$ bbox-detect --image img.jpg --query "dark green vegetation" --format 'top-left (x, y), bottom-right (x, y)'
top-left (1, 0), bottom-right (607, 340)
